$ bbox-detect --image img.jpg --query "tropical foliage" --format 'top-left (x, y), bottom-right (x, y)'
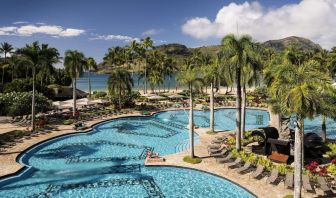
top-left (0, 92), bottom-right (51, 116)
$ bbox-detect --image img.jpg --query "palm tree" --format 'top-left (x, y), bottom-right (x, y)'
top-left (221, 34), bottom-right (256, 150)
top-left (129, 40), bottom-right (140, 75)
top-left (0, 42), bottom-right (14, 83)
top-left (17, 41), bottom-right (59, 131)
top-left (64, 50), bottom-right (86, 117)
top-left (38, 44), bottom-right (60, 87)
top-left (202, 54), bottom-right (220, 132)
top-left (140, 37), bottom-right (153, 94)
top-left (313, 49), bottom-right (335, 142)
top-left (107, 69), bottom-right (133, 109)
top-left (85, 57), bottom-right (97, 98)
top-left (241, 46), bottom-right (262, 137)
top-left (177, 57), bottom-right (203, 158)
top-left (268, 57), bottom-right (335, 198)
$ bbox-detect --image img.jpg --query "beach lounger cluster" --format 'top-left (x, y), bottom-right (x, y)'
top-left (208, 145), bottom-right (334, 195)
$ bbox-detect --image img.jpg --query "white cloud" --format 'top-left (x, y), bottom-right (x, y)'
top-left (142, 28), bottom-right (163, 36)
top-left (90, 34), bottom-right (139, 42)
top-left (182, 0), bottom-right (336, 49)
top-left (0, 24), bottom-right (85, 37)
top-left (13, 21), bottom-right (28, 25)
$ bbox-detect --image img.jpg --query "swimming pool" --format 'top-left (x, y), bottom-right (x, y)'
top-left (0, 109), bottom-right (264, 198)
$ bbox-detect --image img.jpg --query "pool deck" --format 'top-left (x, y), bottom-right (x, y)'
top-left (145, 128), bottom-right (325, 198)
top-left (0, 107), bottom-right (309, 198)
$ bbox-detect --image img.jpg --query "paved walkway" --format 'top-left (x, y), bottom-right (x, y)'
top-left (146, 128), bottom-right (324, 198)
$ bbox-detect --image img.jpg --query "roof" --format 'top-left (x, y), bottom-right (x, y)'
top-left (52, 87), bottom-right (88, 99)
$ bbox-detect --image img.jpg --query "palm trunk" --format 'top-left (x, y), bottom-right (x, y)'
top-left (88, 70), bottom-right (92, 98)
top-left (189, 83), bottom-right (195, 158)
top-left (210, 82), bottom-right (215, 132)
top-left (1, 67), bottom-right (4, 84)
top-left (72, 77), bottom-right (77, 117)
top-left (321, 115), bottom-right (327, 142)
top-left (168, 76), bottom-right (171, 92)
top-left (241, 85), bottom-right (246, 139)
top-left (144, 60), bottom-right (147, 94)
top-left (294, 115), bottom-right (303, 198)
top-left (31, 65), bottom-right (36, 131)
top-left (236, 68), bottom-right (242, 150)
top-left (119, 83), bottom-right (122, 109)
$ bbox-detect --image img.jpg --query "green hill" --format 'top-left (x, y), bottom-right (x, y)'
top-left (155, 36), bottom-right (321, 58)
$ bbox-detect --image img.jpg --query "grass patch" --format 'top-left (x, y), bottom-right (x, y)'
top-left (206, 131), bottom-right (217, 135)
top-left (283, 195), bottom-right (293, 198)
top-left (183, 156), bottom-right (202, 164)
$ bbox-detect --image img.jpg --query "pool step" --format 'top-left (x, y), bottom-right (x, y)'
top-left (175, 140), bottom-right (189, 153)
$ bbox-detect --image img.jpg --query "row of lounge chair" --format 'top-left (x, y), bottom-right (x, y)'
top-left (207, 136), bottom-right (334, 196)
top-left (0, 129), bottom-right (53, 153)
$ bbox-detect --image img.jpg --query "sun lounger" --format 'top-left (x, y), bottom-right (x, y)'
top-left (317, 176), bottom-right (334, 196)
top-left (236, 162), bottom-right (252, 174)
top-left (212, 138), bottom-right (226, 144)
top-left (216, 153), bottom-right (233, 164)
top-left (210, 149), bottom-right (228, 157)
top-left (284, 172), bottom-right (294, 188)
top-left (208, 144), bottom-right (222, 150)
top-left (208, 145), bottom-right (226, 153)
top-left (226, 158), bottom-right (242, 169)
top-left (250, 165), bottom-right (265, 179)
top-left (302, 175), bottom-right (314, 192)
top-left (266, 169), bottom-right (279, 184)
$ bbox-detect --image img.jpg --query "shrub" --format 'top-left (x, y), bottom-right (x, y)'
top-left (63, 119), bottom-right (75, 125)
top-left (92, 91), bottom-right (107, 99)
top-left (206, 131), bottom-right (217, 135)
top-left (276, 163), bottom-right (293, 175)
top-left (258, 157), bottom-right (273, 171)
top-left (0, 92), bottom-right (52, 116)
top-left (247, 153), bottom-right (258, 165)
top-left (326, 143), bottom-right (336, 158)
top-left (327, 164), bottom-right (336, 176)
top-left (183, 156), bottom-right (202, 164)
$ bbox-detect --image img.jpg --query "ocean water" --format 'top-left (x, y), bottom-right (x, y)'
top-left (76, 72), bottom-right (180, 93)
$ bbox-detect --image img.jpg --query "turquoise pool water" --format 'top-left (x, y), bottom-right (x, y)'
top-left (0, 109), bottom-right (263, 198)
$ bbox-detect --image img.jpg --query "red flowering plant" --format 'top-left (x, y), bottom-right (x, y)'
top-left (319, 166), bottom-right (328, 176)
top-left (331, 159), bottom-right (336, 165)
top-left (305, 161), bottom-right (319, 174)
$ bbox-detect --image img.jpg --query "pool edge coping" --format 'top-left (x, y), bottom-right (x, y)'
top-left (0, 107), bottom-right (269, 194)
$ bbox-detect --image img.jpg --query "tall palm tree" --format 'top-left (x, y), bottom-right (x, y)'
top-left (38, 44), bottom-right (60, 87)
top-left (128, 40), bottom-right (140, 76)
top-left (268, 58), bottom-right (335, 198)
top-left (64, 50), bottom-right (86, 117)
top-left (85, 57), bottom-right (97, 98)
top-left (241, 46), bottom-right (262, 137)
top-left (140, 37), bottom-right (153, 94)
top-left (177, 57), bottom-right (203, 158)
top-left (221, 34), bottom-right (255, 150)
top-left (202, 54), bottom-right (220, 132)
top-left (17, 41), bottom-right (59, 131)
top-left (0, 42), bottom-right (14, 83)
top-left (107, 69), bottom-right (133, 109)
top-left (313, 49), bottom-right (335, 142)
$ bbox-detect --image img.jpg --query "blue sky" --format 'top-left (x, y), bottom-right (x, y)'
top-left (1, 0), bottom-right (335, 64)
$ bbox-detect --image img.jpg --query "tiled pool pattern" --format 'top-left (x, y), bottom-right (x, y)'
top-left (0, 109), bottom-right (267, 198)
